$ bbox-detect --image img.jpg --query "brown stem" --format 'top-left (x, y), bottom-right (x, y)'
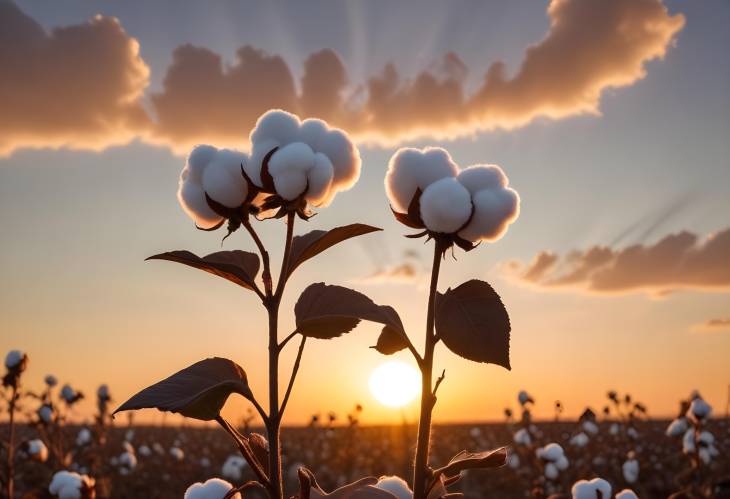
top-left (413, 241), bottom-right (444, 499)
top-left (243, 219), bottom-right (272, 298)
top-left (265, 211), bottom-right (296, 499)
top-left (280, 336), bottom-right (306, 415)
top-left (5, 384), bottom-right (17, 499)
top-left (216, 416), bottom-right (269, 486)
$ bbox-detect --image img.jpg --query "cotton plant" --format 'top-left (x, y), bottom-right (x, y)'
top-left (571, 478), bottom-right (611, 499)
top-left (2, 349), bottom-right (28, 497)
top-left (536, 443), bottom-right (569, 481)
top-left (48, 470), bottom-right (96, 499)
top-left (114, 109), bottom-right (389, 499)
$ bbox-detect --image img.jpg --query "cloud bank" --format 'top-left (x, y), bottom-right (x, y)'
top-left (507, 228), bottom-right (730, 295)
top-left (0, 0), bottom-right (685, 155)
top-left (692, 318), bottom-right (730, 333)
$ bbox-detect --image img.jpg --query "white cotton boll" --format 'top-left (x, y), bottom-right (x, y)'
top-left (222, 455), bottom-right (247, 481)
top-left (666, 417), bottom-right (688, 437)
top-left (138, 445), bottom-right (151, 457)
top-left (273, 169), bottom-right (308, 201)
top-left (456, 165), bottom-right (506, 195)
top-left (201, 150), bottom-right (249, 208)
top-left (375, 476), bottom-right (413, 499)
top-left (200, 457), bottom-right (211, 468)
top-left (458, 184), bottom-right (519, 242)
top-left (538, 443), bottom-right (565, 462)
top-left (610, 423), bottom-right (621, 436)
top-left (305, 153), bottom-right (335, 205)
top-left (682, 429), bottom-right (695, 454)
top-left (508, 452), bottom-right (520, 469)
top-left (268, 142), bottom-right (316, 176)
top-left (582, 420), bottom-right (599, 435)
top-left (385, 147), bottom-right (458, 213)
top-left (45, 374), bottom-right (58, 387)
top-left (184, 478), bottom-right (241, 499)
top-left (61, 385), bottom-right (77, 403)
top-left (420, 177), bottom-right (472, 233)
top-left (627, 427), bottom-right (639, 440)
top-left (623, 459), bottom-right (639, 483)
top-left (544, 462), bottom-right (559, 480)
top-left (687, 398), bottom-right (712, 422)
top-left (178, 181), bottom-right (223, 229)
top-left (76, 428), bottom-right (92, 447)
top-left (615, 489), bottom-right (639, 499)
top-left (311, 126), bottom-right (360, 190)
top-left (186, 145), bottom-right (219, 183)
top-left (170, 447), bottom-right (184, 461)
top-left (5, 350), bottom-right (23, 369)
top-left (518, 390), bottom-right (532, 405)
top-left (118, 451), bottom-right (137, 470)
top-left (249, 110), bottom-right (302, 185)
top-left (38, 405), bottom-right (53, 423)
top-left (514, 428), bottom-right (532, 446)
top-left (28, 439), bottom-right (48, 462)
top-left (49, 470), bottom-right (94, 499)
top-left (571, 478), bottom-right (612, 499)
top-left (570, 432), bottom-right (589, 447)
top-left (556, 455), bottom-right (569, 470)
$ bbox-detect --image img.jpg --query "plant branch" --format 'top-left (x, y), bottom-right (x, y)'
top-left (280, 336), bottom-right (307, 415)
top-left (278, 330), bottom-right (299, 351)
top-left (216, 415), bottom-right (269, 486)
top-left (273, 212), bottom-right (296, 300)
top-left (432, 369), bottom-right (446, 398)
top-left (248, 394), bottom-right (269, 426)
top-left (243, 219), bottom-right (272, 298)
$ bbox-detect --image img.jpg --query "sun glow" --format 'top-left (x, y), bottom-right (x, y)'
top-left (369, 360), bottom-right (420, 408)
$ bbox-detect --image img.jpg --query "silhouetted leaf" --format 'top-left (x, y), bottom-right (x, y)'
top-left (435, 447), bottom-right (508, 478)
top-left (372, 324), bottom-right (409, 355)
top-left (287, 224), bottom-right (382, 277)
top-left (147, 250), bottom-right (260, 291)
top-left (298, 468), bottom-right (398, 499)
top-left (295, 283), bottom-right (404, 340)
top-left (114, 358), bottom-right (253, 421)
top-left (435, 280), bottom-right (511, 369)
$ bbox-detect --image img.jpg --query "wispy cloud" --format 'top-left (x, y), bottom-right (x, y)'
top-left (505, 228), bottom-right (730, 296)
top-left (0, 0), bottom-right (685, 155)
top-left (691, 318), bottom-right (730, 333)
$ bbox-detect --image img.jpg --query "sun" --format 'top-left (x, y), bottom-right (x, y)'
top-left (369, 360), bottom-right (421, 408)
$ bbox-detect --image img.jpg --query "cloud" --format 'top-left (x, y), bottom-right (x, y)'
top-left (507, 228), bottom-right (730, 295)
top-left (0, 0), bottom-right (684, 154)
top-left (692, 318), bottom-right (730, 333)
top-left (0, 1), bottom-right (150, 155)
top-left (359, 262), bottom-right (420, 284)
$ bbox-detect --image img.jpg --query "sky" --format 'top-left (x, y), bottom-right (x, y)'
top-left (1, 0), bottom-right (729, 426)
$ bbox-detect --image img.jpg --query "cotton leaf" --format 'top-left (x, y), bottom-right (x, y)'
top-left (435, 280), bottom-right (510, 369)
top-left (114, 358), bottom-right (254, 421)
top-left (146, 250), bottom-right (260, 291)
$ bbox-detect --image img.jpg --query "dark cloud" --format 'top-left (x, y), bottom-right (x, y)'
top-left (508, 228), bottom-right (730, 295)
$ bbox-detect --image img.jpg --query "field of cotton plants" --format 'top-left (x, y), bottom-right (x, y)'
top-left (2, 352), bottom-right (729, 498)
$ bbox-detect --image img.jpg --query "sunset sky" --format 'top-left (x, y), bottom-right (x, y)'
top-left (1, 0), bottom-right (729, 426)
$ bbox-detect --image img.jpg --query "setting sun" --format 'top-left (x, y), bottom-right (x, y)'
top-left (369, 360), bottom-right (421, 408)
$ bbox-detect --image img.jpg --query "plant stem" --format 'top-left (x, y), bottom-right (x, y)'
top-left (265, 211), bottom-right (295, 499)
top-left (6, 384), bottom-right (17, 499)
top-left (412, 241), bottom-right (444, 499)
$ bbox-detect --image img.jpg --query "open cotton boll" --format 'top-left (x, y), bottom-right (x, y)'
top-left (170, 447), bottom-right (184, 461)
top-left (138, 445), bottom-right (151, 457)
top-left (38, 404), bottom-right (54, 424)
top-left (518, 390), bottom-right (533, 405)
top-left (45, 374), bottom-right (58, 387)
top-left (222, 455), bottom-right (247, 481)
top-left (118, 450), bottom-right (137, 470)
top-left (623, 458), bottom-right (639, 483)
top-left (201, 150), bottom-right (249, 208)
top-left (582, 420), bottom-right (599, 435)
top-left (615, 490), bottom-right (639, 499)
top-left (185, 478), bottom-right (241, 499)
top-left (268, 142), bottom-right (316, 175)
top-left (375, 476), bottom-right (413, 499)
top-left (304, 123), bottom-right (360, 191)
top-left (49, 470), bottom-right (94, 499)
top-left (666, 417), bottom-right (688, 437)
top-left (273, 170), bottom-right (309, 201)
top-left (570, 432), bottom-right (589, 447)
top-left (76, 428), bottom-right (92, 447)
top-left (5, 349), bottom-right (23, 369)
top-left (687, 398), bottom-right (712, 422)
top-left (537, 443), bottom-right (565, 462)
top-left (27, 439), bottom-right (48, 462)
top-left (544, 462), bottom-right (559, 480)
top-left (513, 428), bottom-right (532, 446)
top-left (306, 153), bottom-right (335, 205)
top-left (385, 147), bottom-right (458, 213)
top-left (458, 181), bottom-right (520, 243)
top-left (419, 177), bottom-right (472, 233)
top-left (249, 110), bottom-right (301, 183)
top-left (571, 478), bottom-right (612, 499)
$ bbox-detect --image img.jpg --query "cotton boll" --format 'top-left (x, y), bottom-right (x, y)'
top-left (375, 476), bottom-right (413, 499)
top-left (222, 455), bottom-right (247, 481)
top-left (184, 478), bottom-right (241, 499)
top-left (249, 110), bottom-right (302, 184)
top-left (138, 445), bottom-right (151, 457)
top-left (45, 374), bottom-right (58, 387)
top-left (201, 150), bottom-right (249, 208)
top-left (169, 447), bottom-right (184, 461)
top-left (514, 428), bottom-right (532, 446)
top-left (458, 184), bottom-right (520, 242)
top-left (268, 142), bottom-right (316, 175)
top-left (456, 165), bottom-right (507, 195)
top-left (178, 181), bottom-right (223, 229)
top-left (687, 398), bottom-right (712, 422)
top-left (118, 450), bottom-right (137, 470)
top-left (49, 470), bottom-right (94, 499)
top-left (312, 126), bottom-right (360, 190)
top-left (305, 153), bottom-right (335, 205)
top-left (666, 417), bottom-right (688, 437)
top-left (419, 177), bottom-right (472, 233)
top-left (615, 490), bottom-right (639, 499)
top-left (571, 478), bottom-right (612, 499)
top-left (186, 145), bottom-right (219, 183)
top-left (385, 147), bottom-right (458, 213)
top-left (570, 432), bottom-right (589, 447)
top-left (538, 443), bottom-right (565, 462)
top-left (682, 429), bottom-right (696, 454)
top-left (273, 169), bottom-right (308, 201)
top-left (27, 439), bottom-right (48, 462)
top-left (623, 459), bottom-right (639, 483)
top-left (518, 390), bottom-right (533, 406)
top-left (5, 350), bottom-right (23, 369)
top-left (38, 405), bottom-right (54, 424)
top-left (544, 462), bottom-right (559, 480)
top-left (582, 420), bottom-right (599, 435)
top-left (76, 428), bottom-right (92, 447)
top-left (556, 455), bottom-right (569, 470)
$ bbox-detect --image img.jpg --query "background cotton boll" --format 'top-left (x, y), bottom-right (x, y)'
top-left (518, 390), bottom-right (532, 405)
top-left (45, 374), bottom-right (58, 387)
top-left (169, 446), bottom-right (184, 461)
top-left (27, 439), bottom-right (48, 462)
top-left (582, 420), bottom-right (599, 435)
top-left (623, 458), bottom-right (639, 483)
top-left (76, 428), bottom-right (92, 447)
top-left (419, 177), bottom-right (472, 233)
top-left (556, 455), bottom-right (569, 470)
top-left (385, 147), bottom-right (458, 213)
top-left (571, 478), bottom-right (612, 499)
top-left (458, 187), bottom-right (520, 242)
top-left (49, 470), bottom-right (94, 499)
top-left (544, 462), bottom-right (559, 480)
top-left (5, 349), bottom-right (24, 369)
top-left (666, 417), bottom-right (688, 437)
top-left (222, 454), bottom-right (247, 481)
top-left (615, 490), bottom-right (639, 499)
top-left (570, 432), bottom-right (589, 447)
top-left (184, 478), bottom-right (240, 499)
top-left (375, 476), bottom-right (413, 499)
top-left (201, 152), bottom-right (249, 208)
top-left (687, 398), bottom-right (712, 421)
top-left (305, 153), bottom-right (335, 205)
top-left (513, 428), bottom-right (532, 446)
